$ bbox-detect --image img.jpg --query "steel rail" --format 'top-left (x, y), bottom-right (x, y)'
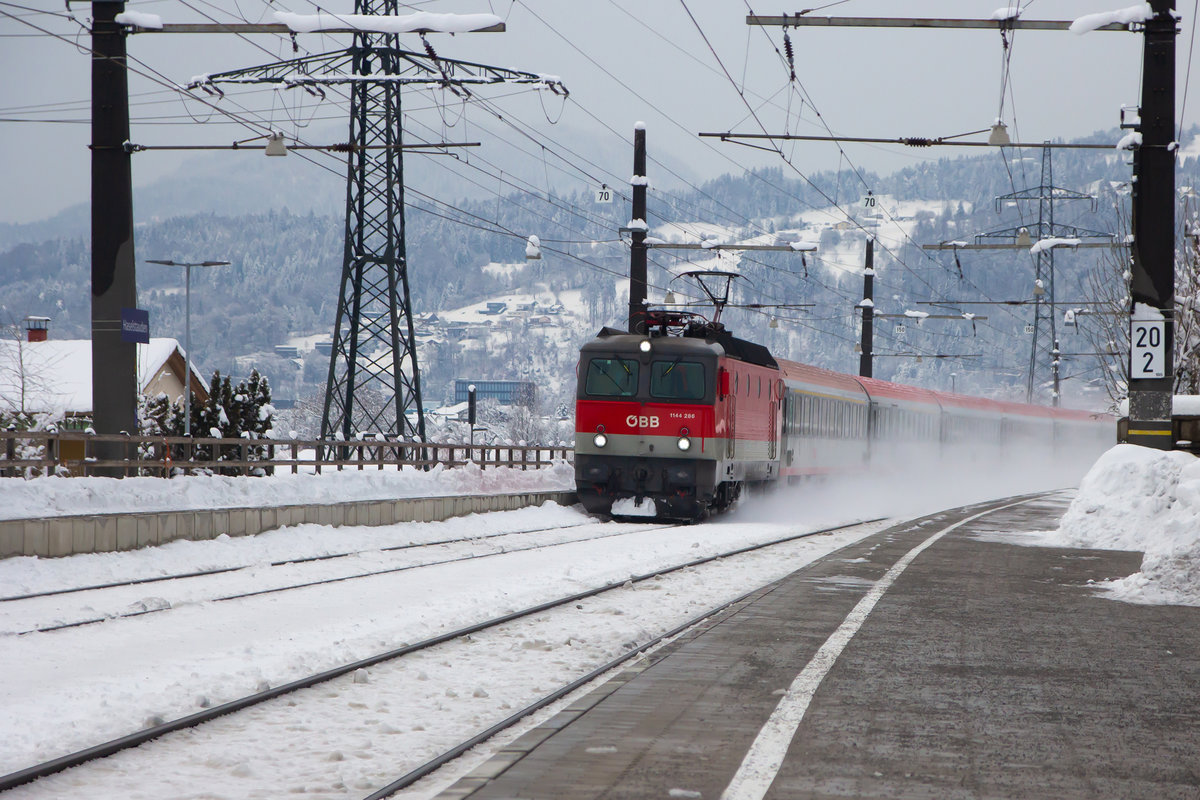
top-left (360, 495), bottom-right (1052, 798)
top-left (16, 523), bottom-right (675, 635)
top-left (0, 516), bottom-right (885, 793)
top-left (1, 521), bottom-right (596, 603)
top-left (363, 582), bottom-right (770, 800)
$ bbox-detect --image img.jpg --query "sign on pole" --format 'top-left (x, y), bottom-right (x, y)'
top-left (1130, 319), bottom-right (1166, 379)
top-left (594, 186), bottom-right (614, 204)
top-left (120, 308), bottom-right (150, 344)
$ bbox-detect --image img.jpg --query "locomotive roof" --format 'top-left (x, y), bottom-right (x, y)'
top-left (588, 327), bottom-right (778, 369)
top-left (703, 329), bottom-right (778, 369)
top-left (584, 331), bottom-right (723, 359)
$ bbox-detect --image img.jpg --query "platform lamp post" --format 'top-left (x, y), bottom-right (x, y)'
top-left (146, 259), bottom-right (230, 435)
top-left (468, 384), bottom-right (477, 449)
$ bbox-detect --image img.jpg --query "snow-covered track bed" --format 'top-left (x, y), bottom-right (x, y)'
top-left (0, 515), bottom-right (887, 797)
top-left (1, 520), bottom-right (597, 603)
top-left (5, 520), bottom-right (667, 635)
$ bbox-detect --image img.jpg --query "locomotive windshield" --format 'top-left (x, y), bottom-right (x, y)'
top-left (650, 360), bottom-right (706, 400)
top-left (585, 357), bottom-right (639, 397)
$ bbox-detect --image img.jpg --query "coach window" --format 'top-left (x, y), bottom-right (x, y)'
top-left (584, 357), bottom-right (639, 397)
top-left (650, 360), bottom-right (706, 400)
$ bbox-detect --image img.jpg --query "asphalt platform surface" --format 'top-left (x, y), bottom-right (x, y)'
top-left (434, 492), bottom-right (1200, 800)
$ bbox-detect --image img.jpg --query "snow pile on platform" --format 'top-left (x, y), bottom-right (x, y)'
top-left (0, 460), bottom-right (574, 521)
top-left (1052, 444), bottom-right (1200, 605)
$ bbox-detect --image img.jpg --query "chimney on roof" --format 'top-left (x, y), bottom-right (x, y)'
top-left (24, 316), bottom-right (49, 343)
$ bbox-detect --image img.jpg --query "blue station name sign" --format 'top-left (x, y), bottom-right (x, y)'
top-left (120, 307), bottom-right (150, 344)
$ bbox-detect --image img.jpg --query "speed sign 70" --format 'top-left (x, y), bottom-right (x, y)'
top-left (1130, 320), bottom-right (1166, 379)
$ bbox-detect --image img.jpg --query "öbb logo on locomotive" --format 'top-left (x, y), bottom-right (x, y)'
top-left (574, 315), bottom-right (1112, 523)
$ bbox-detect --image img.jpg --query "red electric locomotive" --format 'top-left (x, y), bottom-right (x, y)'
top-left (574, 312), bottom-right (784, 520)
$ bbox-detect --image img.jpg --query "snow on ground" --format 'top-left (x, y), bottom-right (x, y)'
top-left (0, 461), bottom-right (574, 521)
top-left (0, 503), bottom-right (889, 794)
top-left (480, 261), bottom-right (528, 278)
top-left (1013, 444), bottom-right (1200, 606)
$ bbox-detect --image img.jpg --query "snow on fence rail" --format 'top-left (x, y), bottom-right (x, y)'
top-left (0, 430), bottom-right (572, 479)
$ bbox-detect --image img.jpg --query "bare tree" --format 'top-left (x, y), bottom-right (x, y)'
top-left (0, 320), bottom-right (57, 429)
top-left (1175, 200), bottom-right (1200, 395)
top-left (1080, 190), bottom-right (1200, 408)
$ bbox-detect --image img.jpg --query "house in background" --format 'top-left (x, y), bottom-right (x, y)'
top-left (0, 316), bottom-right (209, 428)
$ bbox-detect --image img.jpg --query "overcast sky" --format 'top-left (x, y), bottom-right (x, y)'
top-left (0, 1), bottom-right (1188, 226)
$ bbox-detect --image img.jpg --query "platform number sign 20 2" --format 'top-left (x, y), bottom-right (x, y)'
top-left (1130, 320), bottom-right (1166, 379)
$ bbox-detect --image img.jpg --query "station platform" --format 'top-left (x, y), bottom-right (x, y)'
top-left (436, 492), bottom-right (1200, 800)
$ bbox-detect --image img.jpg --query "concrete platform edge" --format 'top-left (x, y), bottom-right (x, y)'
top-left (0, 491), bottom-right (578, 559)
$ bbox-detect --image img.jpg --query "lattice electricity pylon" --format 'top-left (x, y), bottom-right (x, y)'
top-left (976, 145), bottom-right (1115, 404)
top-left (191, 30), bottom-right (566, 442)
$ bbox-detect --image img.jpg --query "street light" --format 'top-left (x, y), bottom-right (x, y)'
top-left (146, 259), bottom-right (231, 435)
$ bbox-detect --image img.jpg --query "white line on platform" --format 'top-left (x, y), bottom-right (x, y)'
top-left (719, 499), bottom-right (1032, 800)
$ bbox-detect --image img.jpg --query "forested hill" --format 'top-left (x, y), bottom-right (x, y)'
top-left (2, 128), bottom-right (1195, 416)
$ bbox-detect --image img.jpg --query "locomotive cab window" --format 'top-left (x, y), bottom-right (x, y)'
top-left (585, 357), bottom-right (639, 397)
top-left (650, 360), bottom-right (706, 400)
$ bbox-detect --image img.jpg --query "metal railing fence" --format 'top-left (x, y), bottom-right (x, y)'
top-left (0, 430), bottom-right (572, 478)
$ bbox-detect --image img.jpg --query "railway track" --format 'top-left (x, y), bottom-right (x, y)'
top-left (363, 492), bottom-right (1053, 800)
top-left (0, 515), bottom-right (886, 794)
top-left (1, 520), bottom-right (599, 602)
top-left (9, 520), bottom-right (674, 635)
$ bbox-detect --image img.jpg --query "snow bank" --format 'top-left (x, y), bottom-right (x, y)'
top-left (1045, 444), bottom-right (1200, 604)
top-left (0, 461), bottom-right (574, 521)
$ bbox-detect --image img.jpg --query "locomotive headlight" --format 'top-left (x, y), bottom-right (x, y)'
top-left (676, 424), bottom-right (696, 450)
top-left (639, 339), bottom-right (652, 353)
top-left (594, 432), bottom-right (608, 448)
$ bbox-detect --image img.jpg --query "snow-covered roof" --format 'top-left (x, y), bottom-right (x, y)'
top-left (0, 337), bottom-right (204, 416)
top-left (429, 401), bottom-right (470, 418)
